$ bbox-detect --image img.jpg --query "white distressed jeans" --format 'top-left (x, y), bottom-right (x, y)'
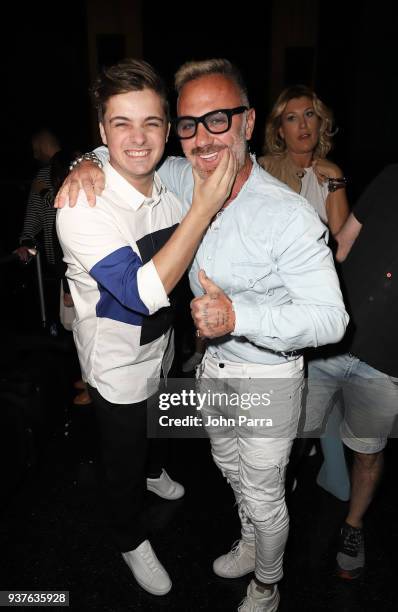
top-left (197, 352), bottom-right (304, 584)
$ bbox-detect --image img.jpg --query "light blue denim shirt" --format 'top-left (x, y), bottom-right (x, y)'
top-left (95, 148), bottom-right (349, 365)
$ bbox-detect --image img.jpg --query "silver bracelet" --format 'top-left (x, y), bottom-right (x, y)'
top-left (69, 152), bottom-right (103, 172)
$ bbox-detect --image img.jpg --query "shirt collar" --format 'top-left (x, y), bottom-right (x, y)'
top-left (103, 161), bottom-right (164, 211)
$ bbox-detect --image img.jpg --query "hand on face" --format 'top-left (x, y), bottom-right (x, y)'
top-left (191, 147), bottom-right (238, 220)
top-left (191, 270), bottom-right (235, 338)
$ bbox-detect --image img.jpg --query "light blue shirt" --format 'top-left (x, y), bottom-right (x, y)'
top-left (95, 148), bottom-right (349, 365)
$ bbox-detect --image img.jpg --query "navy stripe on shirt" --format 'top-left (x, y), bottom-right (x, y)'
top-left (136, 224), bottom-right (179, 263)
top-left (91, 245), bottom-right (149, 323)
top-left (137, 224), bottom-right (179, 345)
top-left (91, 224), bottom-right (179, 343)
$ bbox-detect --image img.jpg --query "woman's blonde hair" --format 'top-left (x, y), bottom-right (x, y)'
top-left (264, 85), bottom-right (335, 158)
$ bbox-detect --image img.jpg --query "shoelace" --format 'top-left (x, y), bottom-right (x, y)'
top-left (221, 540), bottom-right (244, 569)
top-left (230, 540), bottom-right (246, 559)
top-left (141, 544), bottom-right (160, 572)
top-left (341, 526), bottom-right (363, 556)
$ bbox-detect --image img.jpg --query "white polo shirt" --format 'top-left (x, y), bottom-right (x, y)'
top-left (56, 162), bottom-right (183, 404)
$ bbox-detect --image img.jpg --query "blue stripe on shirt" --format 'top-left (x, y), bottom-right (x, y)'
top-left (90, 246), bottom-right (149, 324)
top-left (96, 286), bottom-right (143, 326)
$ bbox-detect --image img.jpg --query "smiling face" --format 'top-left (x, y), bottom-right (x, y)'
top-left (177, 74), bottom-right (255, 179)
top-left (278, 96), bottom-right (321, 159)
top-left (99, 88), bottom-right (169, 194)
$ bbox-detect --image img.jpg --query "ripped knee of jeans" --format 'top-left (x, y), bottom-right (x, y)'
top-left (244, 493), bottom-right (287, 525)
top-left (240, 463), bottom-right (287, 523)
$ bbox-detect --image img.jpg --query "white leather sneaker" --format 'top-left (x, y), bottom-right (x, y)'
top-left (213, 539), bottom-right (255, 578)
top-left (146, 469), bottom-right (185, 500)
top-left (238, 580), bottom-right (280, 611)
top-left (122, 539), bottom-right (171, 595)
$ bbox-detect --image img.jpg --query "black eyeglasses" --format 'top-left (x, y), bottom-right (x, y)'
top-left (174, 106), bottom-right (248, 139)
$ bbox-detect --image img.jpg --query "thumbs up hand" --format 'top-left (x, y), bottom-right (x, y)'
top-left (191, 270), bottom-right (235, 339)
top-left (198, 269), bottom-right (221, 297)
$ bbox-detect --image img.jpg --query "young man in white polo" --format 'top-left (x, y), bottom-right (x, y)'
top-left (56, 59), bottom-right (236, 596)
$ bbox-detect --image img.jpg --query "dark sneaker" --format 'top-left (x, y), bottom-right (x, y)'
top-left (336, 522), bottom-right (365, 579)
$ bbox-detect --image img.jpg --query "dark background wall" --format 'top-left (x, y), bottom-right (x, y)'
top-left (1, 0), bottom-right (397, 242)
top-left (1, 2), bottom-right (91, 179)
top-left (142, 1), bottom-right (272, 158)
top-left (316, 1), bottom-right (398, 195)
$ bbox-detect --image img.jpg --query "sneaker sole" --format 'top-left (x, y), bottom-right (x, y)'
top-left (240, 590), bottom-right (280, 612)
top-left (146, 483), bottom-right (185, 500)
top-left (337, 566), bottom-right (363, 580)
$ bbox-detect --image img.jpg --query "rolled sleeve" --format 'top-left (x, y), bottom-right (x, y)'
top-left (137, 259), bottom-right (170, 315)
top-left (57, 200), bottom-right (169, 317)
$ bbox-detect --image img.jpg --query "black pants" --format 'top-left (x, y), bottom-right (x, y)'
top-left (89, 385), bottom-right (169, 552)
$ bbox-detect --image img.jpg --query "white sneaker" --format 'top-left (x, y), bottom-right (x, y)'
top-left (146, 469), bottom-right (185, 500)
top-left (238, 580), bottom-right (280, 611)
top-left (182, 351), bottom-right (204, 372)
top-left (213, 539), bottom-right (255, 578)
top-left (122, 539), bottom-right (171, 595)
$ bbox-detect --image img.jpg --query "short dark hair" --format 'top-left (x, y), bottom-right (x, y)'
top-left (92, 58), bottom-right (169, 122)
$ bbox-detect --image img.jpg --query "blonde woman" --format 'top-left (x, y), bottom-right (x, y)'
top-left (259, 85), bottom-right (350, 501)
top-left (258, 84), bottom-right (349, 236)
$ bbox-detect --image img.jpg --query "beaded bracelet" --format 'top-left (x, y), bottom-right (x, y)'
top-left (69, 152), bottom-right (103, 172)
top-left (328, 177), bottom-right (347, 192)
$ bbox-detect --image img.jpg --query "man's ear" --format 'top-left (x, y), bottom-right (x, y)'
top-left (245, 108), bottom-right (256, 141)
top-left (99, 122), bottom-right (107, 146)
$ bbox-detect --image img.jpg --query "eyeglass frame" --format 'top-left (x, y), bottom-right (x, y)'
top-left (174, 106), bottom-right (248, 139)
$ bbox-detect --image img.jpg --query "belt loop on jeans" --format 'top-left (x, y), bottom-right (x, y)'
top-left (280, 350), bottom-right (300, 359)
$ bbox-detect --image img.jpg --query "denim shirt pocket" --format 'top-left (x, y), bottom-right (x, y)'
top-left (231, 263), bottom-right (273, 300)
